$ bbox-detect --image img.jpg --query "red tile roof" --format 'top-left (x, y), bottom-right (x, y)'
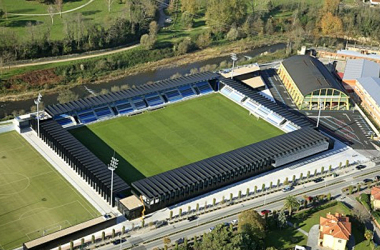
top-left (371, 186), bottom-right (380, 200)
top-left (320, 213), bottom-right (351, 240)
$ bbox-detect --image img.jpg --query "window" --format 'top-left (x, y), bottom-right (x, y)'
top-left (338, 240), bottom-right (342, 243)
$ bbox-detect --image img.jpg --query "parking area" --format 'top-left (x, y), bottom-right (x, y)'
top-left (260, 67), bottom-right (376, 150)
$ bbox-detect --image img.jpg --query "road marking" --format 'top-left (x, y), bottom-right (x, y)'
top-left (343, 113), bottom-right (351, 121)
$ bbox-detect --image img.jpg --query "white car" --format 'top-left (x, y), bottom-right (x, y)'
top-left (231, 219), bottom-right (238, 225)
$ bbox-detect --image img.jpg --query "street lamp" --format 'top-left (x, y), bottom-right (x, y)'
top-left (108, 155), bottom-right (119, 207)
top-left (230, 53), bottom-right (238, 79)
top-left (34, 93), bottom-right (42, 137)
top-left (316, 97), bottom-right (324, 128)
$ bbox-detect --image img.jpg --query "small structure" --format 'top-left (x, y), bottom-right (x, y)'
top-left (318, 212), bottom-right (351, 250)
top-left (371, 186), bottom-right (380, 210)
top-left (278, 55), bottom-right (350, 110)
top-left (355, 77), bottom-right (380, 128)
top-left (118, 195), bottom-right (144, 220)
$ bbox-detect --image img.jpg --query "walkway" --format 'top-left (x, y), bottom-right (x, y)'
top-left (287, 221), bottom-right (309, 236)
top-left (21, 129), bottom-right (113, 215)
top-left (7, 0), bottom-right (94, 16)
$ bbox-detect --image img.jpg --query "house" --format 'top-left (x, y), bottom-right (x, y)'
top-left (318, 213), bottom-right (351, 250)
top-left (371, 186), bottom-right (380, 210)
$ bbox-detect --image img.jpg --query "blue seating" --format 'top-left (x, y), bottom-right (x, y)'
top-left (78, 111), bottom-right (97, 124)
top-left (56, 117), bottom-right (73, 126)
top-left (228, 91), bottom-right (245, 103)
top-left (145, 93), bottom-right (164, 106)
top-left (94, 106), bottom-right (113, 118)
top-left (243, 100), bottom-right (259, 111)
top-left (178, 85), bottom-right (195, 98)
top-left (165, 89), bottom-right (183, 102)
top-left (81, 117), bottom-right (98, 124)
top-left (220, 86), bottom-right (233, 96)
top-left (116, 102), bottom-right (134, 114)
top-left (195, 82), bottom-right (213, 94)
top-left (132, 96), bottom-right (147, 110)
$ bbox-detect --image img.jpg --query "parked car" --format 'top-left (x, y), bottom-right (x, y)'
top-left (155, 220), bottom-right (167, 228)
top-left (313, 177), bottom-right (324, 183)
top-left (175, 238), bottom-right (184, 244)
top-left (187, 215), bottom-right (198, 221)
top-left (362, 178), bottom-right (372, 184)
top-left (260, 210), bottom-right (271, 216)
top-left (356, 165), bottom-right (366, 170)
top-left (231, 219), bottom-right (238, 225)
top-left (222, 222), bottom-right (230, 227)
top-left (282, 186), bottom-right (292, 192)
top-left (375, 176), bottom-right (380, 181)
top-left (209, 226), bottom-right (215, 232)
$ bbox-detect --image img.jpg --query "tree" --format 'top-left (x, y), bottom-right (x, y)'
top-left (226, 26), bottom-right (239, 41)
top-left (307, 171), bottom-right (310, 179)
top-left (322, 0), bottom-right (340, 16)
top-left (262, 183), bottom-right (265, 192)
top-left (55, 0), bottom-right (63, 17)
top-left (163, 237), bottom-right (171, 245)
top-left (181, 11), bottom-right (194, 29)
top-left (364, 229), bottom-right (373, 245)
top-left (70, 240), bottom-right (74, 250)
top-left (122, 226), bottom-right (125, 234)
top-left (265, 18), bottom-right (274, 35)
top-left (321, 167), bottom-right (325, 175)
top-left (284, 178), bottom-right (289, 186)
top-left (140, 34), bottom-right (155, 50)
top-left (254, 186), bottom-right (257, 194)
top-left (174, 38), bottom-right (192, 55)
top-left (238, 209), bottom-right (266, 241)
top-left (91, 235), bottom-right (95, 244)
top-left (277, 210), bottom-right (287, 228)
top-left (326, 193), bottom-right (331, 201)
top-left (283, 195), bottom-right (299, 216)
top-left (57, 89), bottom-right (79, 104)
top-left (105, 0), bottom-right (114, 12)
top-left (196, 203), bottom-right (199, 213)
top-left (196, 31), bottom-right (211, 49)
top-left (354, 205), bottom-right (371, 224)
top-left (169, 210), bottom-right (173, 220)
top-left (47, 5), bottom-right (55, 25)
top-left (149, 21), bottom-right (159, 38)
top-left (246, 188), bottom-right (250, 197)
top-left (179, 208), bottom-right (182, 217)
top-left (213, 198), bottom-right (216, 206)
top-left (181, 0), bottom-right (197, 14)
top-left (102, 231), bottom-right (105, 241)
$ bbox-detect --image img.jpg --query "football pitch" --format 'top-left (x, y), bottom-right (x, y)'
top-left (70, 94), bottom-right (284, 184)
top-left (0, 132), bottom-right (100, 250)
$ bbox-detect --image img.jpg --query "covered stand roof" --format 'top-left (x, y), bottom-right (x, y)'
top-left (282, 55), bottom-right (345, 96)
top-left (132, 127), bottom-right (329, 199)
top-left (40, 119), bottom-right (129, 193)
top-left (45, 72), bottom-right (219, 117)
top-left (220, 77), bottom-right (311, 128)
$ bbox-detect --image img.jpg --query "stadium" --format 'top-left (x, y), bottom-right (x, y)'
top-left (29, 71), bottom-right (333, 216)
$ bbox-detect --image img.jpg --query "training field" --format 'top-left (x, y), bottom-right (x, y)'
top-left (71, 94), bottom-right (284, 184)
top-left (0, 132), bottom-right (99, 250)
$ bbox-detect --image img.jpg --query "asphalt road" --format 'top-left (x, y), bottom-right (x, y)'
top-left (98, 162), bottom-right (380, 250)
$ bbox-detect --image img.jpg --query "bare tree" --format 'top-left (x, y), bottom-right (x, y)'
top-left (55, 0), bottom-right (63, 17)
top-left (47, 5), bottom-right (55, 24)
top-left (105, 0), bottom-right (114, 12)
top-left (353, 205), bottom-right (371, 224)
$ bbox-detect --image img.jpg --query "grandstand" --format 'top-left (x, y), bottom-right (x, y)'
top-left (37, 72), bottom-right (332, 213)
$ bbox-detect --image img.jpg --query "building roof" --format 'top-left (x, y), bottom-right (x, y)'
top-left (220, 64), bottom-right (260, 78)
top-left (281, 55), bottom-right (346, 96)
top-left (356, 77), bottom-right (380, 107)
top-left (242, 76), bottom-right (265, 89)
top-left (320, 213), bottom-right (351, 241)
top-left (45, 72), bottom-right (219, 117)
top-left (337, 50), bottom-right (380, 61)
top-left (371, 186), bottom-right (380, 200)
top-left (120, 195), bottom-right (143, 210)
top-left (133, 127), bottom-right (330, 199)
top-left (343, 59), bottom-right (380, 80)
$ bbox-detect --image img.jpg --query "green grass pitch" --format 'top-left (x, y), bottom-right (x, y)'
top-left (70, 94), bottom-right (284, 184)
top-left (0, 131), bottom-right (100, 250)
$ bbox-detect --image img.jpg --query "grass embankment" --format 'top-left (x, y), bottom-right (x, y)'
top-left (70, 94), bottom-right (284, 184)
top-left (0, 0), bottom-right (125, 41)
top-left (0, 131), bottom-right (99, 250)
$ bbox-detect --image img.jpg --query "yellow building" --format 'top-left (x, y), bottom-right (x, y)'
top-left (318, 213), bottom-right (351, 250)
top-left (371, 186), bottom-right (380, 210)
top-left (278, 55), bottom-right (350, 110)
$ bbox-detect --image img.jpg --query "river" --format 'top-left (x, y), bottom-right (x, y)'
top-left (0, 43), bottom-right (285, 118)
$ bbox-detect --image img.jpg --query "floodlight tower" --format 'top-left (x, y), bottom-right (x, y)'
top-left (34, 93), bottom-right (42, 137)
top-left (316, 98), bottom-right (324, 128)
top-left (108, 156), bottom-right (119, 207)
top-left (230, 53), bottom-right (238, 79)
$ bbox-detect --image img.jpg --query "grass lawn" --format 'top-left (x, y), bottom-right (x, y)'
top-left (265, 227), bottom-right (307, 249)
top-left (0, 0), bottom-right (126, 40)
top-left (0, 131), bottom-right (99, 250)
top-left (289, 201), bottom-right (370, 250)
top-left (70, 94), bottom-right (284, 184)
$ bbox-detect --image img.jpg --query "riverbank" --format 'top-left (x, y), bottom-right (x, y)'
top-left (0, 36), bottom-right (286, 103)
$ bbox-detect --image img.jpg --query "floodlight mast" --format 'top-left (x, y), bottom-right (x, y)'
top-left (34, 93), bottom-right (42, 137)
top-left (108, 156), bottom-right (119, 207)
top-left (316, 98), bottom-right (323, 128)
top-left (230, 53), bottom-right (238, 79)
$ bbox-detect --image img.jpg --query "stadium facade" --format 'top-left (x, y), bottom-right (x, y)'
top-left (34, 71), bottom-right (334, 215)
top-left (278, 55), bottom-right (350, 111)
